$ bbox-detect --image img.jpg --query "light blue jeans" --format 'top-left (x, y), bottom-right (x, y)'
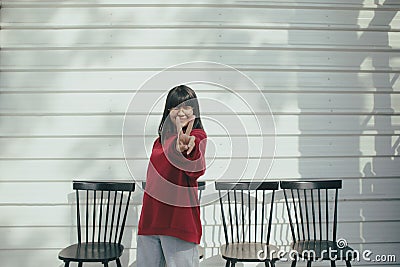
top-left (137, 235), bottom-right (199, 267)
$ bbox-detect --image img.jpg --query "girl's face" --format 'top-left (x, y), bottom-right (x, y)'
top-left (169, 105), bottom-right (194, 127)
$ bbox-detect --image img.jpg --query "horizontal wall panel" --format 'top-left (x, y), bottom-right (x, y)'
top-left (0, 178), bottom-right (398, 204)
top-left (2, 50), bottom-right (400, 71)
top-left (3, 0), bottom-right (400, 9)
top-left (2, 7), bottom-right (399, 30)
top-left (1, 114), bottom-right (399, 136)
top-left (0, 249), bottom-right (138, 267)
top-left (0, 248), bottom-right (398, 267)
top-left (274, 221), bottom-right (400, 244)
top-left (340, 221), bottom-right (400, 244)
top-left (0, 201), bottom-right (142, 228)
top-left (0, 222), bottom-right (398, 250)
top-left (0, 249), bottom-right (62, 267)
top-left (0, 226), bottom-right (137, 250)
top-left (0, 92), bottom-right (398, 114)
top-left (2, 71), bottom-right (398, 92)
top-left (0, 136), bottom-right (398, 158)
top-left (3, 29), bottom-right (400, 50)
top-left (0, 157), bottom-right (398, 181)
top-left (1, 200), bottom-right (399, 227)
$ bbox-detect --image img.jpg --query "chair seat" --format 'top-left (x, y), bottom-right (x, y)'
top-left (58, 242), bottom-right (124, 262)
top-left (221, 243), bottom-right (280, 261)
top-left (292, 240), bottom-right (354, 260)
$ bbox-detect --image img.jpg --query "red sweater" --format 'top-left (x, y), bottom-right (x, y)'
top-left (138, 129), bottom-right (207, 244)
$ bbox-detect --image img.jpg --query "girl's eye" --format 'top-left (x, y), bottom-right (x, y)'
top-left (170, 106), bottom-right (193, 112)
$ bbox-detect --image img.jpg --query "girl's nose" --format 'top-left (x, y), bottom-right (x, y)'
top-left (177, 109), bottom-right (185, 116)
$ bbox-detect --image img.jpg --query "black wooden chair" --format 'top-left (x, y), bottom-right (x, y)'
top-left (58, 181), bottom-right (135, 267)
top-left (215, 181), bottom-right (280, 267)
top-left (197, 181), bottom-right (206, 260)
top-left (281, 180), bottom-right (354, 267)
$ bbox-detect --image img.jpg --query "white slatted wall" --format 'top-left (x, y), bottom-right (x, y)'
top-left (1, 0), bottom-right (399, 266)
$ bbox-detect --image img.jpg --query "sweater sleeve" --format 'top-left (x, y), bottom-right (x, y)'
top-left (162, 134), bottom-right (181, 161)
top-left (162, 129), bottom-right (207, 180)
top-left (184, 129), bottom-right (207, 179)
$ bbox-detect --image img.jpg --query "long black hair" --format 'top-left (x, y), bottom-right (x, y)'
top-left (158, 85), bottom-right (204, 138)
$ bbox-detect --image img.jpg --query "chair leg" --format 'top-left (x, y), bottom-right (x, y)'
top-left (103, 261), bottom-right (109, 267)
top-left (264, 261), bottom-right (269, 267)
top-left (345, 260), bottom-right (352, 267)
top-left (307, 260), bottom-right (312, 267)
top-left (63, 261), bottom-right (70, 267)
top-left (231, 261), bottom-right (236, 267)
top-left (78, 262), bottom-right (83, 267)
top-left (331, 260), bottom-right (336, 267)
top-left (225, 260), bottom-right (230, 267)
top-left (291, 257), bottom-right (297, 267)
top-left (270, 260), bottom-right (276, 267)
top-left (116, 258), bottom-right (122, 267)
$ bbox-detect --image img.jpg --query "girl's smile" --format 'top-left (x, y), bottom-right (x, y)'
top-left (169, 105), bottom-right (194, 127)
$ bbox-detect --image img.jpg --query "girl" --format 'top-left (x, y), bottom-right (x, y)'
top-left (137, 85), bottom-right (207, 267)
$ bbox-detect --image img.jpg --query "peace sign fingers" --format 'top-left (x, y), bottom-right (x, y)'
top-left (186, 135), bottom-right (196, 155)
top-left (185, 115), bottom-right (195, 135)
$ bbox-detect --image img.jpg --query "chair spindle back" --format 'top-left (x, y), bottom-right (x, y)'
top-left (215, 182), bottom-right (279, 245)
top-left (281, 180), bottom-right (342, 244)
top-left (73, 181), bottom-right (135, 245)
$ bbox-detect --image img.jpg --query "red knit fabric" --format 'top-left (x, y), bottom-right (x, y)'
top-left (138, 129), bottom-right (207, 244)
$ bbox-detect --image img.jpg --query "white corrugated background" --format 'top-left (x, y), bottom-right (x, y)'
top-left (1, 0), bottom-right (399, 266)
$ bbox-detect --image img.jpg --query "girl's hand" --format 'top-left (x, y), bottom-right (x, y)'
top-left (175, 116), bottom-right (196, 155)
